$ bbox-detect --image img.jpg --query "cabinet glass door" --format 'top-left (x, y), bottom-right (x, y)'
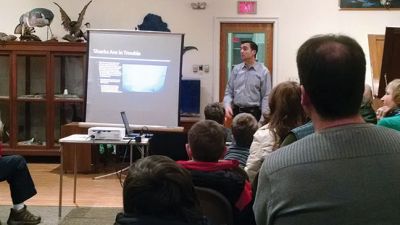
top-left (17, 56), bottom-right (46, 99)
top-left (17, 102), bottom-right (46, 146)
top-left (16, 55), bottom-right (47, 146)
top-left (0, 55), bottom-right (10, 144)
top-left (0, 55), bottom-right (10, 97)
top-left (54, 55), bottom-right (85, 99)
top-left (53, 55), bottom-right (86, 144)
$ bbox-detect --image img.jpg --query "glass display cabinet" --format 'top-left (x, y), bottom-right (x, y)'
top-left (0, 42), bottom-right (86, 156)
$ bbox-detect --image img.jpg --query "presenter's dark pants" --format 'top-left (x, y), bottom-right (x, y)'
top-left (233, 105), bottom-right (261, 121)
top-left (0, 155), bottom-right (37, 204)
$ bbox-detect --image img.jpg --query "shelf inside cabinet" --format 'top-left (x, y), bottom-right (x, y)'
top-left (54, 94), bottom-right (84, 102)
top-left (17, 95), bottom-right (46, 101)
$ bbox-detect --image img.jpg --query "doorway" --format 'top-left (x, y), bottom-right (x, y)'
top-left (219, 22), bottom-right (274, 101)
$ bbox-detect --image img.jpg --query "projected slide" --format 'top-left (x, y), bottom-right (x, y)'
top-left (86, 30), bottom-right (183, 127)
top-left (122, 64), bottom-right (167, 92)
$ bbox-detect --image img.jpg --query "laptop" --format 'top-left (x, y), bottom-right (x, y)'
top-left (120, 111), bottom-right (140, 138)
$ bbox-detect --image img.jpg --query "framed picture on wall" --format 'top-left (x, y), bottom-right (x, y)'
top-left (340, 0), bottom-right (400, 9)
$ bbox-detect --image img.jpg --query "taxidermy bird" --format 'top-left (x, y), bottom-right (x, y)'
top-left (53, 0), bottom-right (93, 42)
top-left (0, 32), bottom-right (17, 42)
top-left (381, 0), bottom-right (392, 8)
top-left (14, 8), bottom-right (54, 41)
top-left (183, 46), bottom-right (198, 55)
top-left (137, 13), bottom-right (198, 56)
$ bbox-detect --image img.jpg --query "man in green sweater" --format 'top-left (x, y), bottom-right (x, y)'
top-left (254, 34), bottom-right (400, 225)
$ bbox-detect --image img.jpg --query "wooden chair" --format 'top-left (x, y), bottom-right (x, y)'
top-left (195, 186), bottom-right (234, 225)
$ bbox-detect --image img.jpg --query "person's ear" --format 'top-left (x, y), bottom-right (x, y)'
top-left (301, 85), bottom-right (310, 107)
top-left (301, 85), bottom-right (313, 117)
top-left (185, 144), bottom-right (193, 160)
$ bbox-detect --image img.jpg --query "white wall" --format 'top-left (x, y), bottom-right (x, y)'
top-left (2, 0), bottom-right (400, 116)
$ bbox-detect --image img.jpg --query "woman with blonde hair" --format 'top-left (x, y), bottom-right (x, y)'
top-left (376, 79), bottom-right (400, 131)
top-left (245, 81), bottom-right (307, 182)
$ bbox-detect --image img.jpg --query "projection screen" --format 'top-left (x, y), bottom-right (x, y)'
top-left (85, 29), bottom-right (184, 127)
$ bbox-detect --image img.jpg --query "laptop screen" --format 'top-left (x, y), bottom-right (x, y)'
top-left (120, 111), bottom-right (133, 135)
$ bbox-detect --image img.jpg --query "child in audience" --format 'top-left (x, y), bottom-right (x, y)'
top-left (177, 120), bottom-right (255, 225)
top-left (224, 113), bottom-right (258, 167)
top-left (245, 81), bottom-right (306, 182)
top-left (360, 84), bottom-right (377, 124)
top-left (280, 84), bottom-right (378, 147)
top-left (204, 102), bottom-right (233, 142)
top-left (115, 155), bottom-right (207, 225)
top-left (376, 79), bottom-right (400, 131)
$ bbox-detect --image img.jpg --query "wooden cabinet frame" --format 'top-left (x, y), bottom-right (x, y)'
top-left (0, 42), bottom-right (86, 156)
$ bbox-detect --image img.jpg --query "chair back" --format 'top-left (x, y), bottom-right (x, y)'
top-left (195, 186), bottom-right (234, 225)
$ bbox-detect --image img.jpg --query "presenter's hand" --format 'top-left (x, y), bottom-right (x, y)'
top-left (225, 105), bottom-right (233, 119)
top-left (376, 106), bottom-right (391, 120)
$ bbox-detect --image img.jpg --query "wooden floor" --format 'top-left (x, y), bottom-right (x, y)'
top-left (0, 163), bottom-right (123, 207)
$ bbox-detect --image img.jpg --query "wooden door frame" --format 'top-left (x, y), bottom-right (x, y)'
top-left (368, 34), bottom-right (385, 97)
top-left (212, 17), bottom-right (279, 102)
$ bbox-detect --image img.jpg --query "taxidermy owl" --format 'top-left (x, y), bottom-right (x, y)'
top-left (53, 0), bottom-right (92, 42)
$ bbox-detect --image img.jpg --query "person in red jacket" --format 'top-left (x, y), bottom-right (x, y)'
top-left (177, 120), bottom-right (255, 225)
top-left (0, 144), bottom-right (41, 225)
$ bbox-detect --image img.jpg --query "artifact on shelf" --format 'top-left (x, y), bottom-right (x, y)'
top-left (18, 94), bottom-right (45, 99)
top-left (14, 8), bottom-right (55, 41)
top-left (0, 32), bottom-right (17, 42)
top-left (17, 137), bottom-right (45, 146)
top-left (18, 137), bottom-right (35, 145)
top-left (54, 94), bottom-right (80, 99)
top-left (53, 0), bottom-right (92, 42)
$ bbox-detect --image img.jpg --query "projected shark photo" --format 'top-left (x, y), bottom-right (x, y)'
top-left (122, 64), bottom-right (168, 92)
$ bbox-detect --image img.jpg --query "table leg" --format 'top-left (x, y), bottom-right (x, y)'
top-left (59, 145), bottom-right (64, 217)
top-left (73, 144), bottom-right (77, 203)
top-left (130, 145), bottom-right (133, 165)
top-left (144, 145), bottom-right (149, 157)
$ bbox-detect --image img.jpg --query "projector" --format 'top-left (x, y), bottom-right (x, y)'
top-left (88, 127), bottom-right (125, 140)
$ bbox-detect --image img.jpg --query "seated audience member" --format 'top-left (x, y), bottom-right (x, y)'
top-left (254, 34), bottom-right (400, 225)
top-left (280, 83), bottom-right (377, 147)
top-left (115, 155), bottom-right (206, 225)
top-left (360, 84), bottom-right (377, 124)
top-left (245, 81), bottom-right (306, 182)
top-left (376, 79), bottom-right (400, 131)
top-left (177, 120), bottom-right (255, 225)
top-left (204, 102), bottom-right (233, 142)
top-left (224, 113), bottom-right (258, 167)
top-left (279, 120), bottom-right (314, 147)
top-left (0, 143), bottom-right (41, 225)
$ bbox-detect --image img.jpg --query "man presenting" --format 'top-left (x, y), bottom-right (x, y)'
top-left (254, 34), bottom-right (400, 225)
top-left (223, 40), bottom-right (271, 121)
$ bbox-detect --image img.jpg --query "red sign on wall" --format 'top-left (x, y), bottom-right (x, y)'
top-left (238, 1), bottom-right (257, 14)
